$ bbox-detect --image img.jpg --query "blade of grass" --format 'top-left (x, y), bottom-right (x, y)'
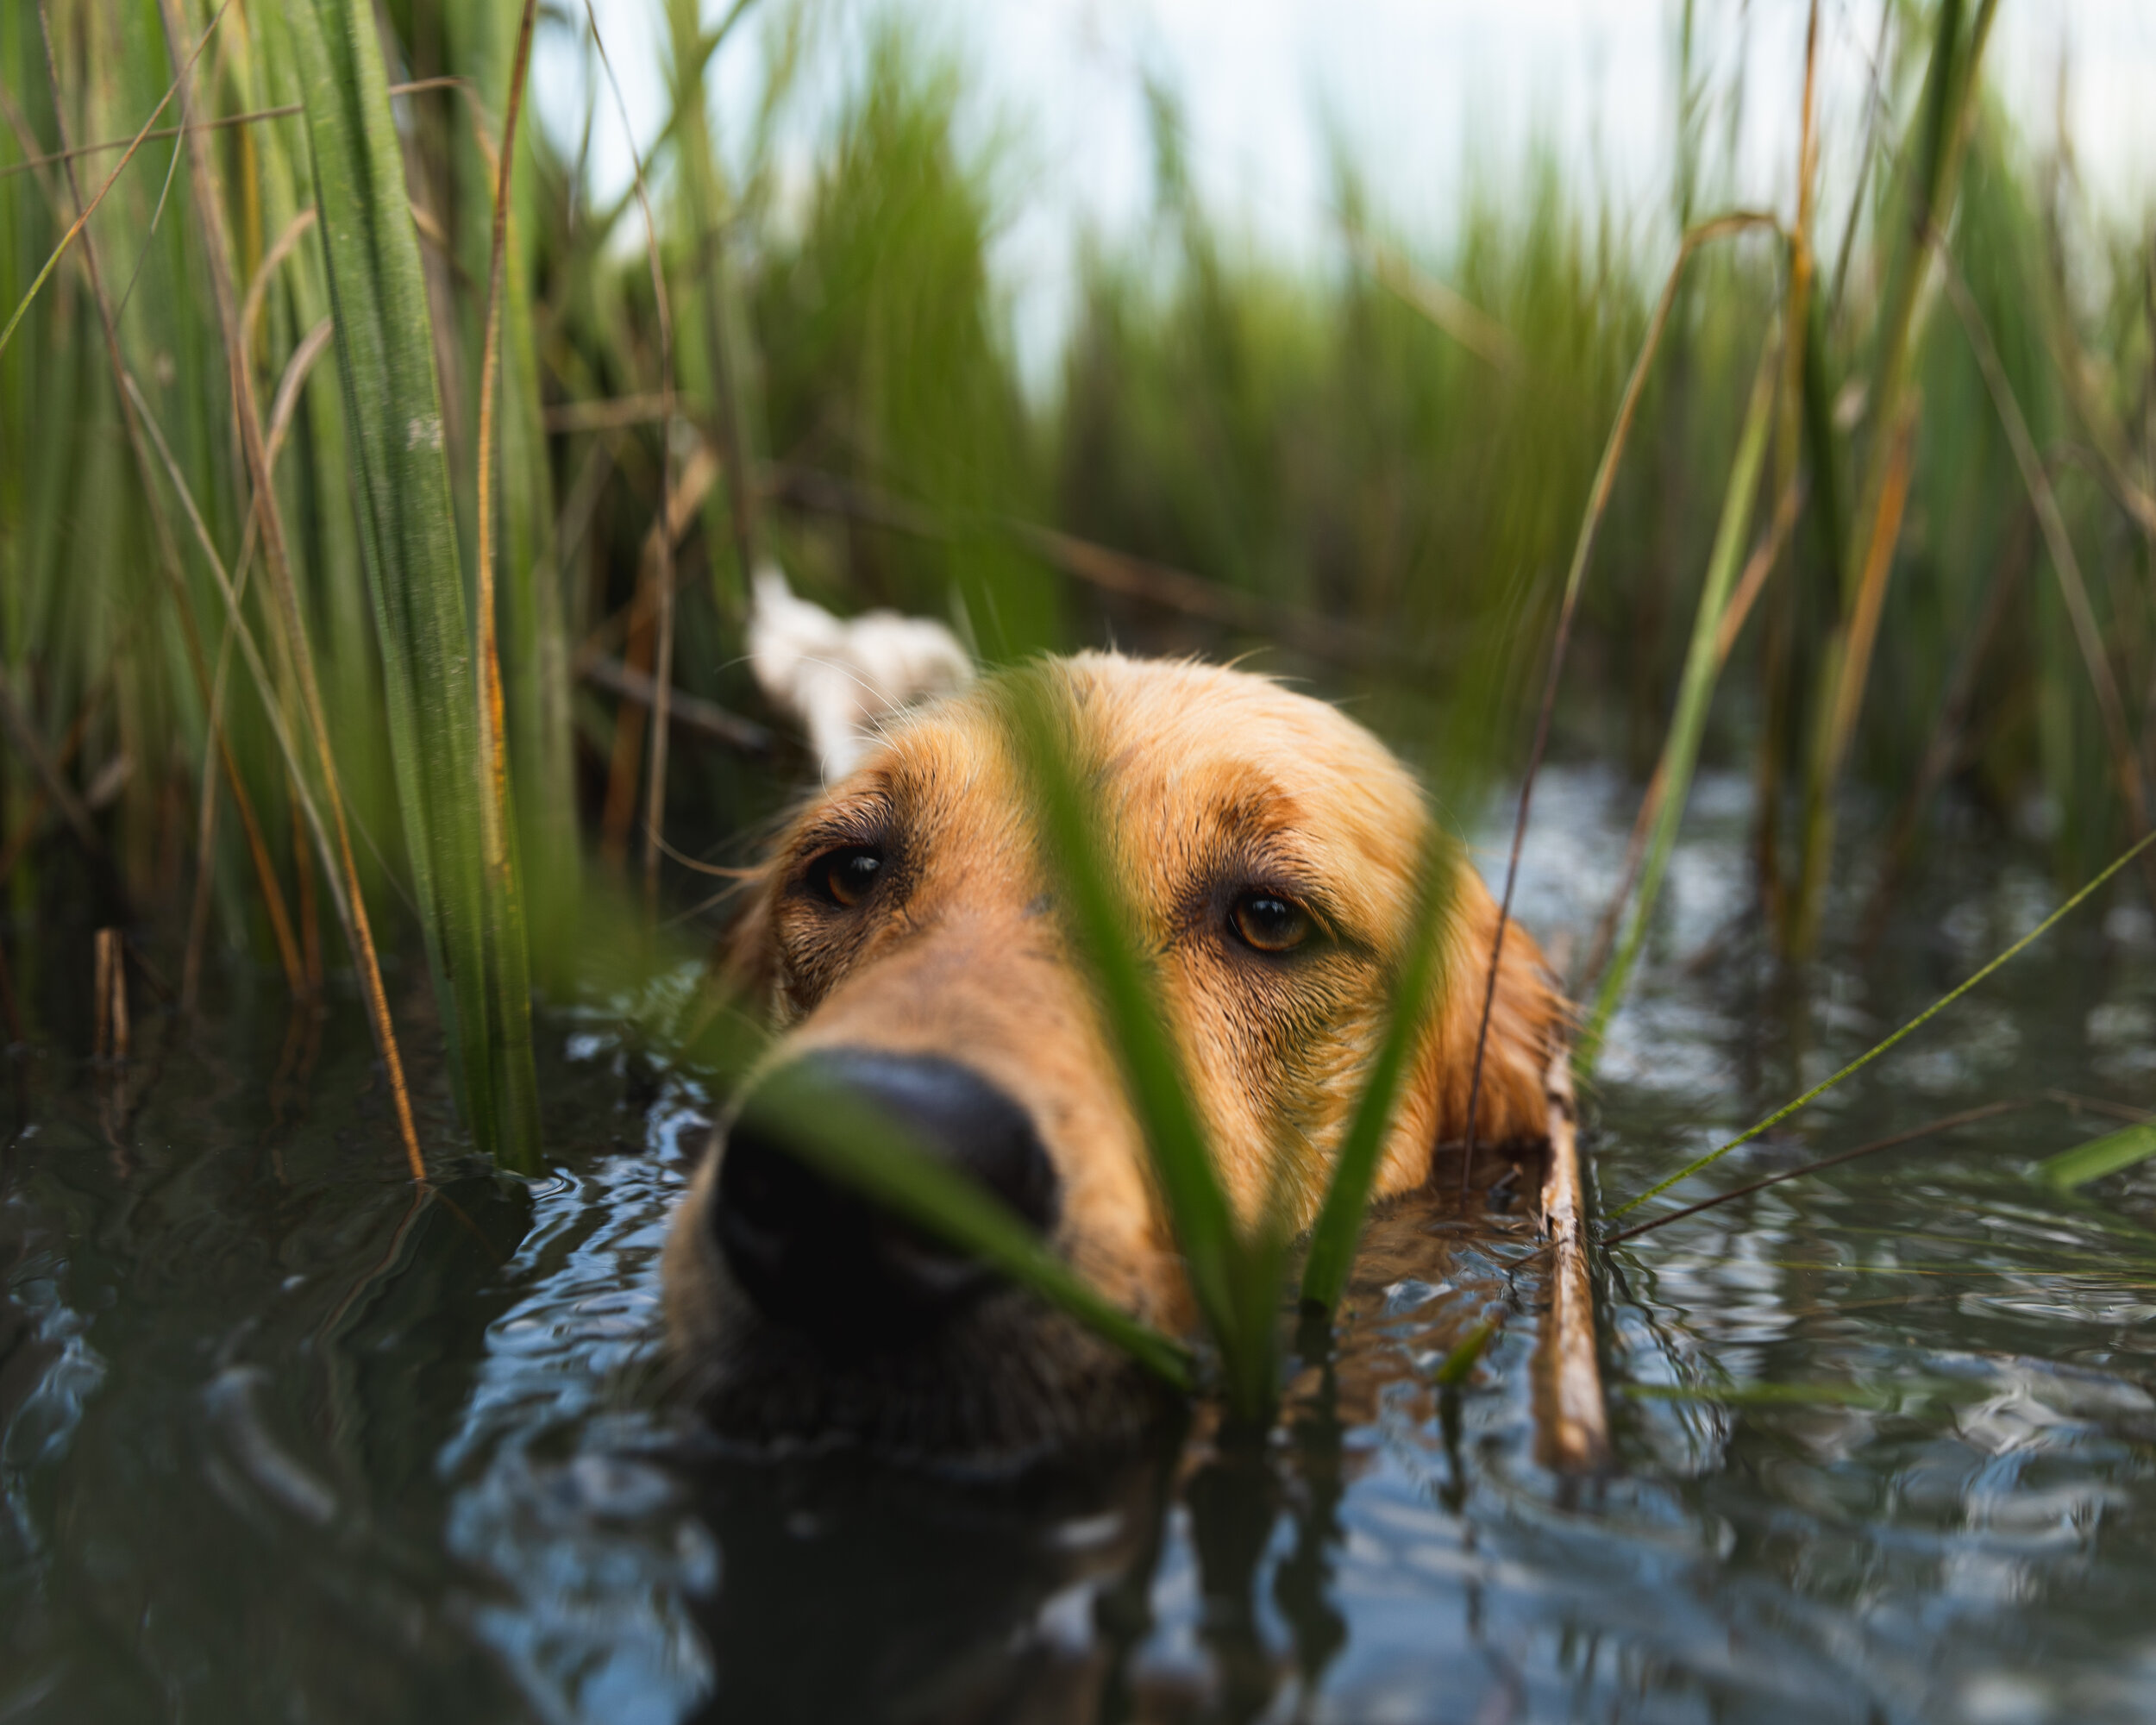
top-left (1612, 829), bottom-right (2156, 1218)
top-left (1577, 327), bottom-right (1780, 1070)
top-left (668, 0), bottom-right (765, 628)
top-left (472, 0), bottom-right (544, 1144)
top-left (2037, 1123), bottom-right (2156, 1191)
top-left (732, 1067), bottom-right (1193, 1388)
top-left (164, 0), bottom-right (423, 1087)
top-left (1432, 1319), bottom-right (1498, 1389)
top-left (1299, 830), bottom-right (1457, 1313)
top-left (1003, 668), bottom-right (1261, 1409)
top-left (1604, 1099), bottom-right (2028, 1244)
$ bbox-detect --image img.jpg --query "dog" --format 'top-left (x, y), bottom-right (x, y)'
top-left (662, 653), bottom-right (1564, 1465)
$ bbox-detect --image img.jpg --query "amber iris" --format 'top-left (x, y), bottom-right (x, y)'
top-left (810, 847), bottom-right (883, 908)
top-left (1230, 892), bottom-right (1311, 954)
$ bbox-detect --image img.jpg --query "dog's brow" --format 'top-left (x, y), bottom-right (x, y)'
top-left (1219, 837), bottom-right (1360, 937)
top-left (793, 791), bottom-right (893, 856)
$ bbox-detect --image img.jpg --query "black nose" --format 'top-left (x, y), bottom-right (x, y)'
top-left (713, 1050), bottom-right (1059, 1346)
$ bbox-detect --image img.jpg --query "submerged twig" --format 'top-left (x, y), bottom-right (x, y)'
top-left (92, 928), bottom-right (128, 1061)
top-left (1534, 1047), bottom-right (1607, 1471)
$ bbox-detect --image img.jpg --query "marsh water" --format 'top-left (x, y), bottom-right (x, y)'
top-left (7, 769), bottom-right (2156, 1723)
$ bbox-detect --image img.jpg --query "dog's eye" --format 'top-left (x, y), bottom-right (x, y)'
top-left (1229, 892), bottom-right (1311, 955)
top-left (807, 846), bottom-right (883, 909)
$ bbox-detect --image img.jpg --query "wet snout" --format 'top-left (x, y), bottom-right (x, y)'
top-left (713, 1050), bottom-right (1060, 1350)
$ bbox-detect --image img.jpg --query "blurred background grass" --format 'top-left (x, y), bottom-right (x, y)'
top-left (2, 0), bottom-right (2152, 1144)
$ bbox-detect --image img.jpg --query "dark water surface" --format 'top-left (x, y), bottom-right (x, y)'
top-left (7, 769), bottom-right (2156, 1722)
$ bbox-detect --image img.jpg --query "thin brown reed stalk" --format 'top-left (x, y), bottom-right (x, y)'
top-left (124, 373), bottom-right (427, 1182)
top-left (0, 102), bottom-right (301, 181)
top-left (0, 0), bottom-right (230, 361)
top-left (26, 3), bottom-right (304, 1002)
top-left (0, 665), bottom-right (97, 853)
top-left (1858, 505), bottom-right (2034, 948)
top-left (580, 0), bottom-right (679, 910)
top-left (473, 0), bottom-right (542, 1039)
top-left (1578, 474), bottom-right (1805, 992)
top-left (1788, 0), bottom-right (2001, 957)
top-left (1460, 208), bottom-right (1779, 1176)
top-left (672, 0), bottom-right (767, 625)
top-left (160, 0), bottom-right (437, 1173)
top-left (1935, 252), bottom-right (2156, 898)
top-left (0, 693), bottom-right (96, 890)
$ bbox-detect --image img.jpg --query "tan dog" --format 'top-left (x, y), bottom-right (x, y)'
top-left (663, 655), bottom-right (1563, 1465)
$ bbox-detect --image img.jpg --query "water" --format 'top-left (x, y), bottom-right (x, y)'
top-left (6, 769), bottom-right (2156, 1722)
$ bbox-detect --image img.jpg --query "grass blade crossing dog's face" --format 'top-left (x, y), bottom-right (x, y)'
top-left (664, 655), bottom-right (1561, 1465)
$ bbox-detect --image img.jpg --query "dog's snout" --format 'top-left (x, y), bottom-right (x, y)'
top-left (714, 1051), bottom-right (1058, 1345)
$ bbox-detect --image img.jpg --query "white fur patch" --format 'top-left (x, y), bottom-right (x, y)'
top-left (746, 564), bottom-right (974, 781)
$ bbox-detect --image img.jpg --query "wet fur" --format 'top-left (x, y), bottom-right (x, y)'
top-left (664, 655), bottom-right (1564, 1462)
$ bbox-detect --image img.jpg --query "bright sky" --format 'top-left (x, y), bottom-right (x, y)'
top-left (537, 0), bottom-right (2156, 378)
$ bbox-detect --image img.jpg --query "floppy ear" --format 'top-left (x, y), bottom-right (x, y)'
top-left (1403, 862), bottom-right (1568, 1173)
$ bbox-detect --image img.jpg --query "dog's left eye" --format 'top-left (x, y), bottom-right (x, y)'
top-left (1229, 892), bottom-right (1312, 954)
top-left (807, 846), bottom-right (883, 908)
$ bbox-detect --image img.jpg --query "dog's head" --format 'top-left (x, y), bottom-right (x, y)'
top-left (662, 654), bottom-right (1561, 1465)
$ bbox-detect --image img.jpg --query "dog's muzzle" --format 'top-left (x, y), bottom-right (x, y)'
top-left (712, 1050), bottom-right (1060, 1350)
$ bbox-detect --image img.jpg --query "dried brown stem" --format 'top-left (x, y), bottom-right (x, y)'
top-left (1534, 1047), bottom-right (1607, 1472)
top-left (0, 101), bottom-right (299, 180)
top-left (1937, 250), bottom-right (2156, 900)
top-left (472, 0), bottom-right (542, 1025)
top-left (580, 0), bottom-right (678, 910)
top-left (1461, 210), bottom-right (1781, 1182)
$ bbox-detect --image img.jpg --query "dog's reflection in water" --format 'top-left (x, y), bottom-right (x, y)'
top-left (680, 1164), bottom-right (1534, 1725)
top-left (682, 1442), bottom-right (1174, 1725)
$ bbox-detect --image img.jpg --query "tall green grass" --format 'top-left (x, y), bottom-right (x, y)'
top-left (3, 0), bottom-right (2153, 1417)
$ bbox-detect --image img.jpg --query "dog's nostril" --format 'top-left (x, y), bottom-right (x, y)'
top-left (712, 1051), bottom-right (1058, 1344)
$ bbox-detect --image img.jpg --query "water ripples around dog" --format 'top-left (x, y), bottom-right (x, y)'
top-left (6, 768), bottom-right (2156, 1721)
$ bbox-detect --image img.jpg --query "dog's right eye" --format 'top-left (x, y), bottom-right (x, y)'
top-left (806, 846), bottom-right (883, 909)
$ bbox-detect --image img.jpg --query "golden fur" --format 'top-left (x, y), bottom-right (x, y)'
top-left (662, 654), bottom-right (1564, 1460)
